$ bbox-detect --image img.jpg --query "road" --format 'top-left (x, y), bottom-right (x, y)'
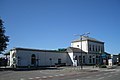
top-left (0, 66), bottom-right (120, 80)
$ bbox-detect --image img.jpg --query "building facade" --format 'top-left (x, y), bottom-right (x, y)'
top-left (9, 36), bottom-right (105, 68)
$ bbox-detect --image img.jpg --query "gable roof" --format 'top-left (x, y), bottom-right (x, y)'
top-left (72, 36), bottom-right (104, 43)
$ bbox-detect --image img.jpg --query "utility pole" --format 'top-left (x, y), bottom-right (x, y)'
top-left (75, 32), bottom-right (90, 69)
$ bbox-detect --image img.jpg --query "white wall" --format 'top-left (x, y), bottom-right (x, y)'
top-left (71, 40), bottom-right (104, 54)
top-left (10, 50), bottom-right (16, 67)
top-left (10, 49), bottom-right (68, 67)
top-left (71, 41), bottom-right (88, 52)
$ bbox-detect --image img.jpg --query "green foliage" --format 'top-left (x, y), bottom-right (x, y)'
top-left (0, 18), bottom-right (9, 53)
top-left (58, 48), bottom-right (67, 51)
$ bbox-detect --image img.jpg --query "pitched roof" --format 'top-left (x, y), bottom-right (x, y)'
top-left (67, 47), bottom-right (86, 53)
top-left (11, 47), bottom-right (66, 53)
top-left (72, 36), bottom-right (104, 43)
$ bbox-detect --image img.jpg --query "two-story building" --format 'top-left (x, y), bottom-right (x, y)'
top-left (68, 36), bottom-right (104, 66)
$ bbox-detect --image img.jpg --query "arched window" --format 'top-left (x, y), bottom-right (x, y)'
top-left (31, 54), bottom-right (36, 65)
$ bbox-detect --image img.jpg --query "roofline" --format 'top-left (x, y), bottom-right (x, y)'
top-left (11, 47), bottom-right (67, 53)
top-left (71, 39), bottom-right (104, 44)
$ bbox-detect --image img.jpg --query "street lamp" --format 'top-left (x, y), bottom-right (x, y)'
top-left (74, 32), bottom-right (90, 69)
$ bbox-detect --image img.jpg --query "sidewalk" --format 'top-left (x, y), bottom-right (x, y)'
top-left (62, 66), bottom-right (100, 71)
top-left (61, 65), bottom-right (118, 72)
top-left (0, 66), bottom-right (12, 71)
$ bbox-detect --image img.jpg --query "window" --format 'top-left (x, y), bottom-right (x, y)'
top-left (75, 56), bottom-right (78, 60)
top-left (98, 46), bottom-right (100, 52)
top-left (101, 46), bottom-right (104, 52)
top-left (58, 58), bottom-right (61, 64)
top-left (96, 56), bottom-right (99, 64)
top-left (96, 45), bottom-right (97, 52)
top-left (93, 58), bottom-right (95, 64)
top-left (89, 45), bottom-right (91, 51)
top-left (31, 54), bottom-right (36, 65)
top-left (79, 56), bottom-right (81, 60)
top-left (83, 56), bottom-right (85, 63)
top-left (93, 45), bottom-right (94, 51)
top-left (89, 56), bottom-right (92, 63)
top-left (79, 56), bottom-right (82, 63)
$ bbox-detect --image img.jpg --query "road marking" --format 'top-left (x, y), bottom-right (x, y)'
top-left (98, 77), bottom-right (104, 80)
top-left (35, 77), bottom-right (40, 79)
top-left (59, 74), bottom-right (64, 76)
top-left (42, 76), bottom-right (47, 78)
top-left (55, 75), bottom-right (59, 76)
top-left (39, 71), bottom-right (50, 74)
top-left (20, 78), bottom-right (25, 80)
top-left (28, 78), bottom-right (33, 79)
top-left (48, 76), bottom-right (53, 78)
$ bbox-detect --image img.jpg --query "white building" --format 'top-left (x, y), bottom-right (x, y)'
top-left (9, 36), bottom-right (105, 68)
top-left (70, 36), bottom-right (104, 66)
top-left (10, 48), bottom-right (70, 68)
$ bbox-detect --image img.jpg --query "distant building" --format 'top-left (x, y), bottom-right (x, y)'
top-left (9, 36), bottom-right (106, 68)
top-left (112, 55), bottom-right (119, 64)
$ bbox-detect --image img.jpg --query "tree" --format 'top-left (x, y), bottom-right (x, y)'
top-left (0, 18), bottom-right (9, 54)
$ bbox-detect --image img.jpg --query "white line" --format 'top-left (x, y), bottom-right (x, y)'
top-left (28, 78), bottom-right (33, 79)
top-left (20, 78), bottom-right (25, 80)
top-left (35, 77), bottom-right (40, 79)
top-left (48, 76), bottom-right (53, 78)
top-left (59, 74), bottom-right (64, 76)
top-left (54, 75), bottom-right (59, 76)
top-left (98, 77), bottom-right (104, 80)
top-left (42, 76), bottom-right (47, 78)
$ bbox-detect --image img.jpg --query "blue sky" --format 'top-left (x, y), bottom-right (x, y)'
top-left (0, 0), bottom-right (120, 54)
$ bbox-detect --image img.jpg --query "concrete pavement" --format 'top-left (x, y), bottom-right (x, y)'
top-left (0, 66), bottom-right (120, 80)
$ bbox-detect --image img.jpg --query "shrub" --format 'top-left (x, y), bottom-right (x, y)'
top-left (99, 65), bottom-right (107, 68)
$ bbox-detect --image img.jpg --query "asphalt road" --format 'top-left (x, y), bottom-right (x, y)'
top-left (0, 66), bottom-right (120, 80)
